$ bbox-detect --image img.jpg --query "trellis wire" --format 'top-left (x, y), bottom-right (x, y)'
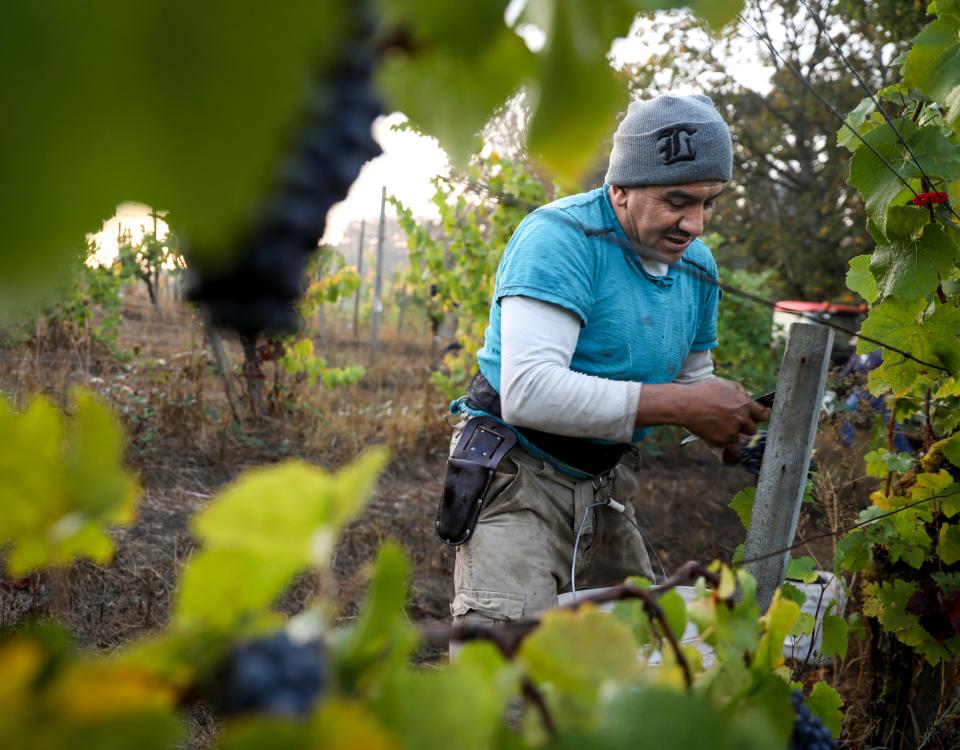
top-left (441, 175), bottom-right (950, 374)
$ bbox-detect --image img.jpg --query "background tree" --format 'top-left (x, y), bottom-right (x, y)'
top-left (116, 223), bottom-right (185, 308)
top-left (619, 0), bottom-right (930, 300)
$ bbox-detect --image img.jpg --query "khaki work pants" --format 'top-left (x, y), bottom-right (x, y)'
top-left (450, 421), bottom-right (655, 635)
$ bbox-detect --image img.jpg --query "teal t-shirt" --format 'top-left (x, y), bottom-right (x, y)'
top-left (475, 185), bottom-right (720, 444)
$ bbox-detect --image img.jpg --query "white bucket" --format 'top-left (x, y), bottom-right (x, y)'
top-left (557, 570), bottom-right (845, 667)
top-left (782, 570), bottom-right (846, 663)
top-left (557, 585), bottom-right (715, 668)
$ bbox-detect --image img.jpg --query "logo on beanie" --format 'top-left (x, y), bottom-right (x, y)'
top-left (656, 126), bottom-right (698, 165)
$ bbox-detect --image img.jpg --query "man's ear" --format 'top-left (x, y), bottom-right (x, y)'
top-left (609, 185), bottom-right (628, 207)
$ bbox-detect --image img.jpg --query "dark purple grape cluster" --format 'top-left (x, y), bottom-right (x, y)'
top-left (213, 632), bottom-right (327, 717)
top-left (187, 4), bottom-right (381, 336)
top-left (790, 690), bottom-right (837, 750)
top-left (739, 430), bottom-right (766, 477)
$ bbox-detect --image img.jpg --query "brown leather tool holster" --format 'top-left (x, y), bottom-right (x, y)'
top-left (436, 416), bottom-right (517, 546)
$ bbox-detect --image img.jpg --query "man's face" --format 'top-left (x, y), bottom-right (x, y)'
top-left (609, 181), bottom-right (724, 265)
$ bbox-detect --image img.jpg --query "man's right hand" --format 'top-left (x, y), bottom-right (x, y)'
top-left (635, 377), bottom-right (770, 448)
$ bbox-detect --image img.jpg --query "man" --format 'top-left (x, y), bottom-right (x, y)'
top-left (441, 93), bottom-right (769, 635)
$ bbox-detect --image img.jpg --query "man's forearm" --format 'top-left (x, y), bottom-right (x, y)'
top-left (634, 383), bottom-right (689, 428)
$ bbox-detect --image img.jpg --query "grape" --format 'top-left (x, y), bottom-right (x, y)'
top-left (789, 690), bottom-right (837, 750)
top-left (187, 3), bottom-right (381, 336)
top-left (739, 430), bottom-right (766, 478)
top-left (737, 431), bottom-right (819, 499)
top-left (213, 632), bottom-right (327, 718)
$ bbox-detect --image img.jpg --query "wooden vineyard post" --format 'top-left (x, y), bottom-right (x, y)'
top-left (743, 322), bottom-right (833, 613)
top-left (203, 321), bottom-right (242, 426)
top-left (353, 218), bottom-right (365, 340)
top-left (369, 186), bottom-right (386, 365)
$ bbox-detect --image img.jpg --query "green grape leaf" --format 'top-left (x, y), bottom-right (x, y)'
top-left (518, 605), bottom-right (639, 729)
top-left (658, 587), bottom-right (689, 645)
top-left (526, 1), bottom-right (629, 184)
top-left (869, 207), bottom-right (960, 301)
top-left (911, 470), bottom-right (957, 516)
top-left (943, 432), bottom-right (960, 474)
top-left (859, 298), bottom-right (960, 393)
top-left (791, 611), bottom-right (816, 638)
top-left (848, 118), bottom-right (960, 235)
top-left (876, 579), bottom-right (920, 631)
top-left (938, 523), bottom-right (960, 564)
top-left (0, 390), bottom-right (139, 576)
top-left (593, 684), bottom-right (785, 750)
top-left (904, 13), bottom-right (960, 111)
top-left (377, 27), bottom-right (535, 168)
top-left (786, 556), bottom-right (818, 584)
top-left (865, 449), bottom-right (913, 477)
top-left (837, 97), bottom-right (878, 152)
top-left (372, 654), bottom-right (507, 750)
top-left (781, 582), bottom-right (806, 607)
top-left (0, 3), bottom-right (348, 302)
top-left (820, 614), bottom-right (849, 660)
top-left (846, 254), bottom-right (879, 303)
top-left (334, 543), bottom-right (418, 691)
top-left (889, 509), bottom-right (932, 568)
top-left (933, 570), bottom-right (960, 589)
top-left (728, 486), bottom-right (755, 530)
top-left (174, 449), bottom-right (388, 626)
top-left (806, 682), bottom-right (844, 738)
top-left (835, 529), bottom-right (872, 572)
top-left (378, 0), bottom-right (512, 59)
top-left (865, 449), bottom-right (890, 478)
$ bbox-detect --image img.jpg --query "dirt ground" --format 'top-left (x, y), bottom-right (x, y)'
top-left (0, 288), bottom-right (871, 665)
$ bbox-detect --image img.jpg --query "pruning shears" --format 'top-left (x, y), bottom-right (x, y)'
top-left (680, 391), bottom-right (775, 447)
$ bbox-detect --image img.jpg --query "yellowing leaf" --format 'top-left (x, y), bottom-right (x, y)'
top-left (755, 590), bottom-right (800, 671)
top-left (0, 639), bottom-right (45, 724)
top-left (175, 449), bottom-right (388, 626)
top-left (192, 449), bottom-right (388, 565)
top-left (938, 523), bottom-right (960, 564)
top-left (47, 660), bottom-right (175, 720)
top-left (309, 700), bottom-right (398, 750)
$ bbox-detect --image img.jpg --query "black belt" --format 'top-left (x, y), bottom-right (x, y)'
top-left (464, 371), bottom-right (629, 476)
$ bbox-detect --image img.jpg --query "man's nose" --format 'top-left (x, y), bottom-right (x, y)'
top-left (678, 206), bottom-right (706, 236)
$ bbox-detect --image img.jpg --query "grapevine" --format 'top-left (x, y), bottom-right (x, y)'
top-left (830, 0), bottom-right (960, 744)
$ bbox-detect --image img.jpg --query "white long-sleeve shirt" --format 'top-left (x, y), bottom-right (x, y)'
top-left (500, 294), bottom-right (715, 442)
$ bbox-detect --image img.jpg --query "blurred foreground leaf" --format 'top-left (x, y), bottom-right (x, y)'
top-left (0, 1), bottom-right (345, 304)
top-left (0, 389), bottom-right (139, 576)
top-left (174, 448), bottom-right (389, 627)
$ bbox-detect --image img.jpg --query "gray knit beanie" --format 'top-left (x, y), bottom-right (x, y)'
top-left (604, 93), bottom-right (733, 186)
